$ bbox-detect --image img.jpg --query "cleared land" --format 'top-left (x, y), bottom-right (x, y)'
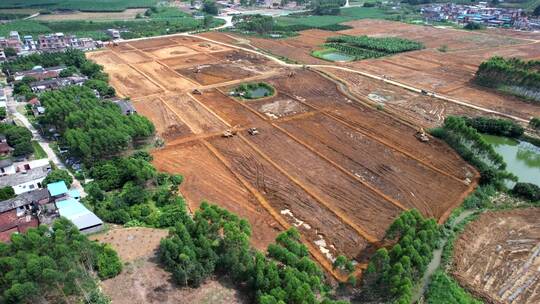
top-left (225, 19), bottom-right (540, 121)
top-left (452, 209), bottom-right (540, 304)
top-left (91, 227), bottom-right (247, 304)
top-left (34, 8), bottom-right (147, 21)
top-left (89, 35), bottom-right (476, 274)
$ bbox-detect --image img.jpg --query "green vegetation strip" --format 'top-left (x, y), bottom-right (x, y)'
top-left (313, 35), bottom-right (424, 61)
top-left (475, 57), bottom-right (540, 103)
top-left (30, 140), bottom-right (47, 159)
top-left (0, 0), bottom-right (156, 12)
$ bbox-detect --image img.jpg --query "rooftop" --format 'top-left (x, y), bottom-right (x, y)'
top-left (0, 165), bottom-right (49, 187)
top-left (47, 181), bottom-right (68, 196)
top-left (56, 198), bottom-right (103, 231)
top-left (0, 188), bottom-right (49, 213)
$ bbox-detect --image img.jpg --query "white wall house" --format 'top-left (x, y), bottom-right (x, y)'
top-left (0, 165), bottom-right (49, 195)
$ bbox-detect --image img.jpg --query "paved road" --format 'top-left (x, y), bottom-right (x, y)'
top-left (3, 86), bottom-right (87, 197)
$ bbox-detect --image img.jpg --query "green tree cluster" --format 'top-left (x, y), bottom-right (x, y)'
top-left (511, 182), bottom-right (540, 203)
top-left (37, 86), bottom-right (154, 163)
top-left (159, 203), bottom-right (347, 304)
top-left (42, 169), bottom-right (73, 187)
top-left (202, 0), bottom-right (219, 15)
top-left (232, 14), bottom-right (275, 34)
top-left (425, 270), bottom-right (482, 304)
top-left (475, 57), bottom-right (540, 92)
top-left (464, 22), bottom-right (484, 30)
top-left (430, 116), bottom-right (516, 188)
top-left (462, 116), bottom-right (524, 138)
top-left (84, 152), bottom-right (185, 227)
top-left (0, 123), bottom-right (33, 157)
top-left (530, 117), bottom-right (540, 130)
top-left (0, 186), bottom-right (15, 201)
top-left (312, 0), bottom-right (344, 15)
top-left (0, 219), bottom-right (121, 304)
top-left (363, 209), bottom-right (440, 304)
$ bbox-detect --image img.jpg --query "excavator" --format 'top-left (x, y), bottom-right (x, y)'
top-left (415, 127), bottom-right (429, 142)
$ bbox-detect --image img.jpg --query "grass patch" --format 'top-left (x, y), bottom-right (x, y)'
top-left (0, 0), bottom-right (156, 12)
top-left (31, 140), bottom-right (48, 159)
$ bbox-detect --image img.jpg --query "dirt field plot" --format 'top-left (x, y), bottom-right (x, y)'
top-left (92, 227), bottom-right (247, 304)
top-left (90, 35), bottom-right (477, 272)
top-left (277, 113), bottom-right (470, 219)
top-left (160, 53), bottom-right (219, 69)
top-left (177, 63), bottom-right (258, 86)
top-left (452, 209), bottom-right (540, 304)
top-left (148, 45), bottom-right (199, 59)
top-left (100, 63), bottom-right (163, 98)
top-left (323, 68), bottom-right (496, 128)
top-left (208, 135), bottom-right (371, 259)
top-left (186, 41), bottom-right (230, 53)
top-left (194, 89), bottom-right (265, 127)
top-left (127, 37), bottom-right (178, 51)
top-left (132, 96), bottom-right (193, 141)
top-left (153, 142), bottom-right (279, 250)
top-left (87, 50), bottom-right (126, 65)
top-left (266, 70), bottom-right (474, 182)
top-left (160, 94), bottom-right (226, 134)
top-left (133, 61), bottom-right (195, 91)
top-left (114, 50), bottom-right (153, 64)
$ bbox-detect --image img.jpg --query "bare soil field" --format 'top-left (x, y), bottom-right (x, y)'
top-left (152, 142), bottom-right (280, 250)
top-left (452, 209), bottom-right (540, 304)
top-left (132, 96), bottom-right (193, 141)
top-left (148, 45), bottom-right (199, 59)
top-left (89, 35), bottom-right (476, 274)
top-left (229, 20), bottom-right (540, 120)
top-left (92, 227), bottom-right (247, 304)
top-left (133, 61), bottom-right (195, 91)
top-left (322, 68), bottom-right (503, 128)
top-left (35, 8), bottom-right (146, 21)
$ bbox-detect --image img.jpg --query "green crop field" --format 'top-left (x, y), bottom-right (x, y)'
top-left (0, 0), bottom-right (157, 12)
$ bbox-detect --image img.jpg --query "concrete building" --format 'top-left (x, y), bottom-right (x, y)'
top-left (0, 188), bottom-right (56, 242)
top-left (0, 159), bottom-right (16, 176)
top-left (14, 65), bottom-right (65, 81)
top-left (0, 165), bottom-right (50, 195)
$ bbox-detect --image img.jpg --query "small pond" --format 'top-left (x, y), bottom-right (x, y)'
top-left (481, 134), bottom-right (540, 187)
top-left (319, 51), bottom-right (355, 62)
top-left (248, 86), bottom-right (272, 98)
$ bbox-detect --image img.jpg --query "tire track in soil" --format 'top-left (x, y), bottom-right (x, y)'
top-left (156, 87), bottom-right (357, 281)
top-left (213, 87), bottom-right (408, 213)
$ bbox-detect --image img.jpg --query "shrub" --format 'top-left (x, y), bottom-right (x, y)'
top-left (511, 182), bottom-right (540, 202)
top-left (530, 117), bottom-right (540, 130)
top-left (42, 169), bottom-right (73, 187)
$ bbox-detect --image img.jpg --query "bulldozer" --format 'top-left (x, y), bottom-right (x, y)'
top-left (247, 127), bottom-right (259, 136)
top-left (192, 89), bottom-right (202, 95)
top-left (415, 127), bottom-right (429, 142)
top-left (222, 125), bottom-right (240, 138)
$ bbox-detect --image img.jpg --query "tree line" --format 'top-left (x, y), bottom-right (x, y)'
top-left (430, 116), bottom-right (516, 188)
top-left (159, 202), bottom-right (348, 304)
top-left (0, 219), bottom-right (121, 304)
top-left (0, 123), bottom-right (33, 157)
top-left (360, 209), bottom-right (440, 304)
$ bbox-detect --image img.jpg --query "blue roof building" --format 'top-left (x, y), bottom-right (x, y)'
top-left (47, 181), bottom-right (68, 197)
top-left (56, 198), bottom-right (103, 234)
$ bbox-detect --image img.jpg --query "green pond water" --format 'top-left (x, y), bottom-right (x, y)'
top-left (248, 86), bottom-right (272, 98)
top-left (320, 51), bottom-right (355, 62)
top-left (481, 134), bottom-right (540, 187)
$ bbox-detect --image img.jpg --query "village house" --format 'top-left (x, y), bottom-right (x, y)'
top-left (29, 75), bottom-right (87, 93)
top-left (0, 31), bottom-right (23, 53)
top-left (0, 159), bottom-right (15, 176)
top-left (14, 65), bottom-right (66, 81)
top-left (0, 165), bottom-right (50, 195)
top-left (0, 188), bottom-right (56, 242)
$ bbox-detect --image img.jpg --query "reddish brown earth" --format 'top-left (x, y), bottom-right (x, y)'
top-left (452, 208), bottom-right (540, 304)
top-left (89, 35), bottom-right (477, 277)
top-left (92, 227), bottom-right (248, 304)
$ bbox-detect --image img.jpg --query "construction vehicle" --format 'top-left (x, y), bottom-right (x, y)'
top-left (192, 89), bottom-right (202, 95)
top-left (421, 89), bottom-right (428, 95)
top-left (415, 128), bottom-right (429, 142)
top-left (247, 128), bottom-right (259, 136)
top-left (222, 125), bottom-right (240, 138)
